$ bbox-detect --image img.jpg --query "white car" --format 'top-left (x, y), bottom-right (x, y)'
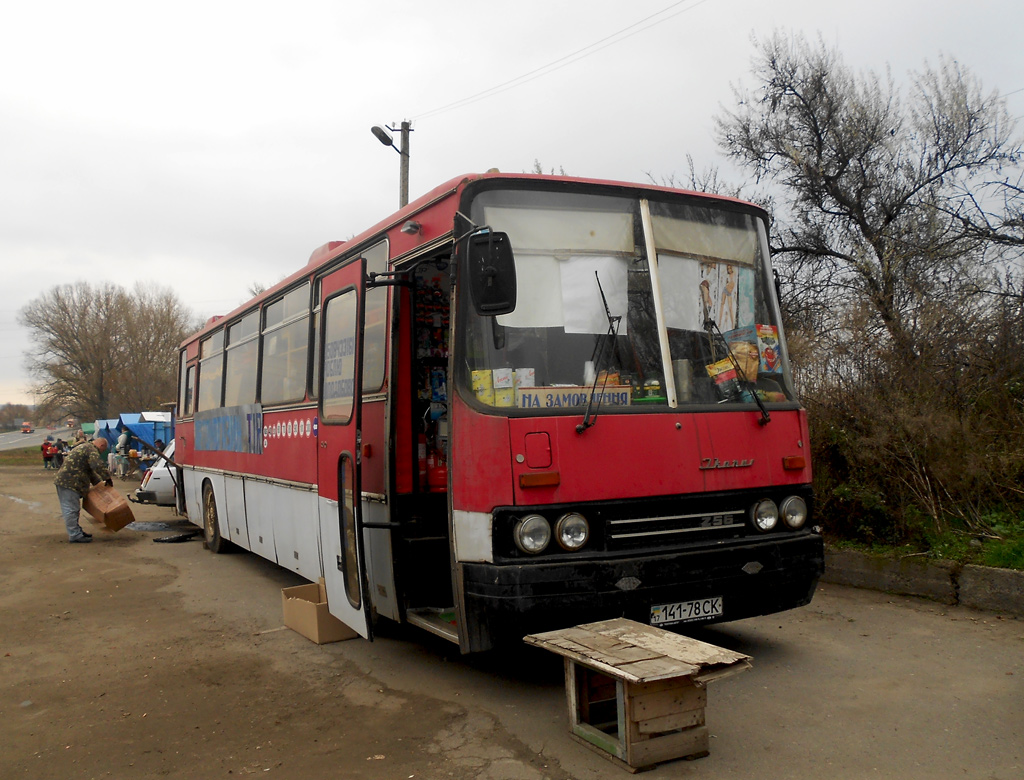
top-left (131, 441), bottom-right (177, 506)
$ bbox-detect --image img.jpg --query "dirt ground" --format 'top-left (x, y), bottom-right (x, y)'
top-left (0, 465), bottom-right (568, 780)
top-left (3, 464), bottom-right (1023, 780)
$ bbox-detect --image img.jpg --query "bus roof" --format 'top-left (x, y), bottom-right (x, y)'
top-left (181, 172), bottom-right (765, 346)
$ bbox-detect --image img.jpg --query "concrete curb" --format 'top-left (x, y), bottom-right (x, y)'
top-left (822, 549), bottom-right (1024, 617)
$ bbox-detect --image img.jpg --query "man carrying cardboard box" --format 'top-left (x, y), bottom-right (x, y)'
top-left (54, 438), bottom-right (113, 544)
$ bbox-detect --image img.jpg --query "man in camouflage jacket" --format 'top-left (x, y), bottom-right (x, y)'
top-left (54, 438), bottom-right (112, 543)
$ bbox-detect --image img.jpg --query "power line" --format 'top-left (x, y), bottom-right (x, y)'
top-left (414, 0), bottom-right (711, 121)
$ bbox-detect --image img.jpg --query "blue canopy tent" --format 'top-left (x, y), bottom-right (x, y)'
top-left (93, 419), bottom-right (120, 449)
top-left (117, 412), bottom-right (174, 453)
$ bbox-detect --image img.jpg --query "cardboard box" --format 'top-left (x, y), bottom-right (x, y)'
top-left (281, 578), bottom-right (358, 644)
top-left (83, 483), bottom-right (136, 532)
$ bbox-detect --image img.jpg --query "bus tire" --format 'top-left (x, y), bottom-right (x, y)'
top-left (202, 483), bottom-right (230, 554)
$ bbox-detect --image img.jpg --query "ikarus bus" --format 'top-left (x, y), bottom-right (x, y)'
top-left (175, 173), bottom-right (824, 653)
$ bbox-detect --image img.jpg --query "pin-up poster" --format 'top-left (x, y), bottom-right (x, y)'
top-left (701, 260), bottom-right (754, 332)
top-left (659, 255), bottom-right (754, 332)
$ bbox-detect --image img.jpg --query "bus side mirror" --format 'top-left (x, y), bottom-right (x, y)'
top-left (467, 231), bottom-right (517, 316)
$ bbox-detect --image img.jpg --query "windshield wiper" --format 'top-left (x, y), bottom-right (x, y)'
top-left (577, 272), bottom-right (621, 434)
top-left (702, 311), bottom-right (771, 426)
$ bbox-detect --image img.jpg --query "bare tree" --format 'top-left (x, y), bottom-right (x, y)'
top-left (645, 154), bottom-right (746, 199)
top-left (715, 32), bottom-right (1024, 541)
top-left (716, 33), bottom-right (1022, 361)
top-left (119, 285), bottom-right (201, 411)
top-left (19, 282), bottom-right (199, 421)
top-left (0, 404), bottom-right (33, 431)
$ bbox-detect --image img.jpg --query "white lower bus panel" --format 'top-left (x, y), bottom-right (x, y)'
top-left (223, 477), bottom-right (249, 549)
top-left (243, 479), bottom-right (321, 580)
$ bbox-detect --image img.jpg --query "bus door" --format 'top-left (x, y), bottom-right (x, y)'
top-left (317, 258), bottom-right (373, 640)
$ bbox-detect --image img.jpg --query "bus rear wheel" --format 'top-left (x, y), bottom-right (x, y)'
top-left (202, 484), bottom-right (230, 554)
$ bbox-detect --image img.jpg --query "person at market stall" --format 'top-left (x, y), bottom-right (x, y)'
top-left (53, 437), bottom-right (113, 543)
top-left (115, 429), bottom-right (131, 478)
top-left (41, 438), bottom-right (56, 469)
top-left (53, 438), bottom-right (67, 469)
top-left (139, 439), bottom-right (165, 469)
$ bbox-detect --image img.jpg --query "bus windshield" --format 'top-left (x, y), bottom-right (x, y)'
top-left (459, 187), bottom-right (795, 413)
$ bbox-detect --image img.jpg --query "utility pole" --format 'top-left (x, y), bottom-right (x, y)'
top-left (371, 120), bottom-right (413, 209)
top-left (398, 120), bottom-right (410, 209)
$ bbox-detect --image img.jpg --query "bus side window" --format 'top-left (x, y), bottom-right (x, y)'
top-left (184, 365), bottom-right (196, 416)
top-left (224, 311), bottom-right (259, 407)
top-left (178, 349), bottom-right (196, 418)
top-left (197, 331), bottom-right (225, 411)
top-left (338, 454), bottom-right (361, 609)
top-left (321, 290), bottom-right (358, 423)
top-left (262, 284), bottom-right (310, 406)
top-left (362, 241), bottom-right (389, 394)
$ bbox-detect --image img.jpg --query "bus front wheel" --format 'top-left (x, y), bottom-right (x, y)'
top-left (202, 484), bottom-right (230, 554)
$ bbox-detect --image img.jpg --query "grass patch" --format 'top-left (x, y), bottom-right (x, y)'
top-left (827, 519), bottom-right (1024, 571)
top-left (981, 538), bottom-right (1024, 570)
top-left (0, 447), bottom-right (44, 467)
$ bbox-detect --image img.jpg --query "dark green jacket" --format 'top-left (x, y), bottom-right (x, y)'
top-left (54, 442), bottom-right (110, 496)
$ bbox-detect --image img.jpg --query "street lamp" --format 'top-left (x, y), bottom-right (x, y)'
top-left (371, 120), bottom-right (411, 209)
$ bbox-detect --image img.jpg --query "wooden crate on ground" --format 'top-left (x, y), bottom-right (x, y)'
top-left (525, 618), bottom-right (751, 772)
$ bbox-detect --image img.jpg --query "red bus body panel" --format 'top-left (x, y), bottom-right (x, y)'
top-left (449, 394), bottom-right (515, 513)
top-left (450, 401), bottom-right (810, 511)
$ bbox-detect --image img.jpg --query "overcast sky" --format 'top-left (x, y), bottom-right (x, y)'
top-left (2, 0), bottom-right (1021, 408)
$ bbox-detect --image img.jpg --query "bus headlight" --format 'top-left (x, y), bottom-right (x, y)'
top-left (555, 512), bottom-right (589, 551)
top-left (514, 514), bottom-right (551, 554)
top-left (750, 499), bottom-right (779, 532)
top-left (780, 496), bottom-right (808, 529)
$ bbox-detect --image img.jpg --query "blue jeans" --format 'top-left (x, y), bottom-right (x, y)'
top-left (57, 486), bottom-right (87, 540)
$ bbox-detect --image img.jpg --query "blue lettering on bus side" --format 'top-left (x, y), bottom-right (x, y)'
top-left (195, 405), bottom-right (264, 453)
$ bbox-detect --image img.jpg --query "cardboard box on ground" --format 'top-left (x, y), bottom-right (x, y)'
top-left (83, 483), bottom-right (136, 532)
top-left (282, 578), bottom-right (358, 644)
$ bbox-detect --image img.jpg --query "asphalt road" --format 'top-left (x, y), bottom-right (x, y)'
top-left (0, 426), bottom-right (63, 452)
top-left (2, 464), bottom-right (1022, 779)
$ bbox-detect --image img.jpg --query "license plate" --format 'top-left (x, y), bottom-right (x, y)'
top-left (651, 596), bottom-right (723, 625)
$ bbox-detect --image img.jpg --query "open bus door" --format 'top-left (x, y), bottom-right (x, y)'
top-left (317, 258), bottom-right (373, 640)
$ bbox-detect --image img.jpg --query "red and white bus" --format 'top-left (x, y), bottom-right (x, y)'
top-left (175, 172), bottom-right (824, 653)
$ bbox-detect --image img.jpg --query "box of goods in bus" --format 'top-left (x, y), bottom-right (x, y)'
top-left (83, 483), bottom-right (135, 532)
top-left (281, 579), bottom-right (358, 645)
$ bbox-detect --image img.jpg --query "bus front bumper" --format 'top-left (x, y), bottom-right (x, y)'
top-left (459, 533), bottom-right (824, 651)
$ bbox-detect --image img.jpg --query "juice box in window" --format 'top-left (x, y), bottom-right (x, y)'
top-left (492, 368), bottom-right (514, 388)
top-left (514, 367), bottom-right (535, 405)
top-left (514, 367), bottom-right (535, 388)
top-left (494, 388), bottom-right (515, 407)
top-left (471, 370), bottom-right (492, 391)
